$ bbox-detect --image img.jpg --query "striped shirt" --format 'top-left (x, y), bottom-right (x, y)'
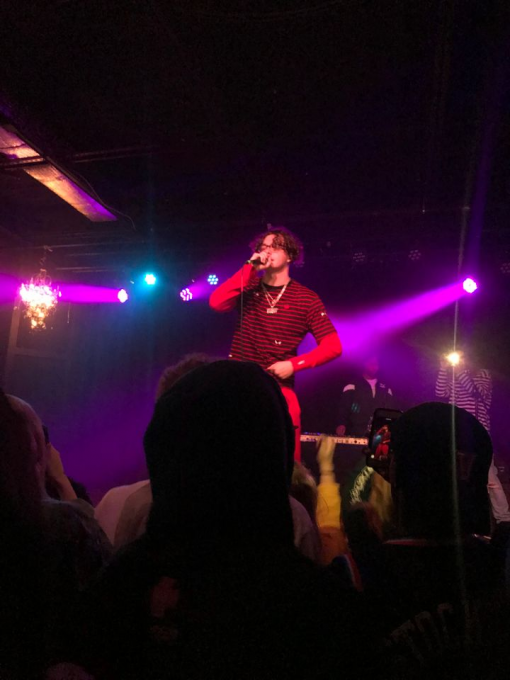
top-left (210, 264), bottom-right (338, 388)
top-left (435, 367), bottom-right (492, 433)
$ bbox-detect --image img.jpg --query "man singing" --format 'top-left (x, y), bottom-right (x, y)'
top-left (209, 226), bottom-right (342, 459)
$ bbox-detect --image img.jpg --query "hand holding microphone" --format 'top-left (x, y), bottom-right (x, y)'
top-left (246, 251), bottom-right (270, 270)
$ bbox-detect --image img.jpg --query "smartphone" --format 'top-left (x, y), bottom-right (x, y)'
top-left (366, 408), bottom-right (402, 479)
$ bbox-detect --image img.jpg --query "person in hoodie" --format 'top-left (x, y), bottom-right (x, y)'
top-left (78, 360), bottom-right (380, 680)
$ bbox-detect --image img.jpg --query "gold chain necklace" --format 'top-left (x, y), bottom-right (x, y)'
top-left (261, 281), bottom-right (288, 314)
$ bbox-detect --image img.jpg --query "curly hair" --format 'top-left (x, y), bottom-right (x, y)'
top-left (249, 226), bottom-right (304, 266)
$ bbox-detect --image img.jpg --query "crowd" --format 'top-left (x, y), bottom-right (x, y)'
top-left (2, 354), bottom-right (510, 680)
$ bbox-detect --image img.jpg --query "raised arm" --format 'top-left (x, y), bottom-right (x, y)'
top-left (209, 263), bottom-right (258, 313)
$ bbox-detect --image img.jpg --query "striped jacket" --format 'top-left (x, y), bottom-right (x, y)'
top-left (435, 367), bottom-right (492, 433)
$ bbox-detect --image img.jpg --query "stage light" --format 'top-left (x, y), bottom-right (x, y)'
top-left (144, 273), bottom-right (157, 286)
top-left (19, 269), bottom-right (60, 330)
top-left (207, 274), bottom-right (219, 286)
top-left (117, 289), bottom-right (129, 303)
top-left (446, 351), bottom-right (461, 366)
top-left (500, 262), bottom-right (510, 275)
top-left (352, 250), bottom-right (366, 265)
top-left (180, 287), bottom-right (193, 302)
top-left (462, 277), bottom-right (478, 294)
top-left (408, 249), bottom-right (422, 262)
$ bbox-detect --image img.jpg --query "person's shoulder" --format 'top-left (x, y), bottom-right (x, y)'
top-left (96, 480), bottom-right (150, 510)
top-left (288, 279), bottom-right (320, 299)
top-left (43, 497), bottom-right (92, 521)
top-left (44, 498), bottom-right (112, 552)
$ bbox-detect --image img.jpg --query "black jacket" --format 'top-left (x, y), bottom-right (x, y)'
top-left (338, 378), bottom-right (394, 436)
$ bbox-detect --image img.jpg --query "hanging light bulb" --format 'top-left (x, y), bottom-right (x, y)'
top-left (19, 269), bottom-right (60, 330)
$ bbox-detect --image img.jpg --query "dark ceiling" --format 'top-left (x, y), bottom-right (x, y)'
top-left (1, 0), bottom-right (509, 278)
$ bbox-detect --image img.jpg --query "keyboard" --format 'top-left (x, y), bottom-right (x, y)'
top-left (300, 433), bottom-right (368, 446)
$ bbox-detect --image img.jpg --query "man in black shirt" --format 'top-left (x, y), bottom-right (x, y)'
top-left (337, 354), bottom-right (394, 437)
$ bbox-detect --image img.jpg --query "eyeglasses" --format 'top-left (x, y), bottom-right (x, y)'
top-left (259, 243), bottom-right (284, 252)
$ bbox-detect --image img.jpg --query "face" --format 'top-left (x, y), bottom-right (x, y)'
top-left (259, 234), bottom-right (291, 271)
top-left (363, 356), bottom-right (379, 378)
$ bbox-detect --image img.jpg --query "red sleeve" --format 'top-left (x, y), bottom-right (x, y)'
top-left (209, 264), bottom-right (258, 312)
top-left (290, 332), bottom-right (342, 373)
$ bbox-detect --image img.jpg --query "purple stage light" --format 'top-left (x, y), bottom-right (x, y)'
top-left (117, 289), bottom-right (129, 303)
top-left (318, 281), bottom-right (464, 356)
top-left (408, 249), bottom-right (422, 262)
top-left (352, 250), bottom-right (366, 265)
top-left (180, 287), bottom-right (193, 302)
top-left (59, 284), bottom-right (129, 303)
top-left (462, 277), bottom-right (478, 294)
top-left (207, 274), bottom-right (219, 286)
top-left (0, 273), bottom-right (25, 303)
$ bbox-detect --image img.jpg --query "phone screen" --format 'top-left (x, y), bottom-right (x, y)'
top-left (366, 408), bottom-right (402, 476)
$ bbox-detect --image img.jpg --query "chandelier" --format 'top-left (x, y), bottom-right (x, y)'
top-left (19, 269), bottom-right (61, 330)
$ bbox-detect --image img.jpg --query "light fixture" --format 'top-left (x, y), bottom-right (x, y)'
top-left (462, 277), bottom-right (478, 294)
top-left (180, 287), bottom-right (193, 302)
top-left (0, 125), bottom-right (116, 222)
top-left (117, 289), bottom-right (129, 303)
top-left (144, 273), bottom-right (157, 286)
top-left (352, 249), bottom-right (366, 265)
top-left (408, 249), bottom-right (422, 262)
top-left (19, 269), bottom-right (60, 330)
top-left (500, 262), bottom-right (510, 275)
top-left (207, 274), bottom-right (219, 285)
top-left (446, 351), bottom-right (461, 366)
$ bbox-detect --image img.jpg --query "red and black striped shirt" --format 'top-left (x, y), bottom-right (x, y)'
top-left (210, 264), bottom-right (340, 388)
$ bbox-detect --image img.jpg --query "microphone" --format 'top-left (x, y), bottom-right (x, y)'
top-left (246, 256), bottom-right (263, 265)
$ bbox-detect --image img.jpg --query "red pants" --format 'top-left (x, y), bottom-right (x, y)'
top-left (280, 386), bottom-right (301, 461)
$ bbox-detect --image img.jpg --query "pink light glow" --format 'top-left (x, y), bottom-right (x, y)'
top-left (19, 280), bottom-right (61, 330)
top-left (180, 287), bottom-right (193, 302)
top-left (59, 284), bottom-right (129, 304)
top-left (317, 282), bottom-right (464, 357)
top-left (0, 274), bottom-right (23, 302)
top-left (462, 277), bottom-right (478, 294)
top-left (117, 289), bottom-right (129, 303)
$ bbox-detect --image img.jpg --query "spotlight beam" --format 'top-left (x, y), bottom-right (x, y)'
top-left (58, 284), bottom-right (129, 303)
top-left (326, 281), bottom-right (466, 354)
